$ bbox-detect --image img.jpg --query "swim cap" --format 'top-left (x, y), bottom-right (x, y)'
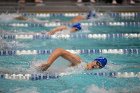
top-left (86, 10), bottom-right (96, 19)
top-left (72, 23), bottom-right (81, 31)
top-left (94, 57), bottom-right (107, 68)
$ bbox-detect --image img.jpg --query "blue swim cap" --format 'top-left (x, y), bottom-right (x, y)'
top-left (72, 23), bottom-right (81, 31)
top-left (94, 57), bottom-right (107, 68)
top-left (86, 10), bottom-right (96, 19)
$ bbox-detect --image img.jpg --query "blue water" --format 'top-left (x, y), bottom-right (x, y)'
top-left (0, 12), bottom-right (140, 93)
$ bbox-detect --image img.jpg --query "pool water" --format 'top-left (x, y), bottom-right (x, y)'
top-left (0, 12), bottom-right (140, 93)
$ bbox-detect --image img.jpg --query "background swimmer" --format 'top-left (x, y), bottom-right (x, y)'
top-left (0, 23), bottom-right (81, 39)
top-left (70, 10), bottom-right (96, 23)
top-left (14, 16), bottom-right (49, 24)
top-left (0, 13), bottom-right (48, 23)
top-left (15, 10), bottom-right (96, 23)
top-left (46, 23), bottom-right (82, 35)
top-left (71, 10), bottom-right (113, 23)
top-left (37, 48), bottom-right (107, 71)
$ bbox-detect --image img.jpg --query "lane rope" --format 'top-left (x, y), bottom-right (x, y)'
top-left (0, 72), bottom-right (139, 80)
top-left (0, 49), bottom-right (139, 56)
top-left (20, 12), bottom-right (140, 18)
top-left (1, 33), bottom-right (140, 40)
top-left (0, 21), bottom-right (140, 27)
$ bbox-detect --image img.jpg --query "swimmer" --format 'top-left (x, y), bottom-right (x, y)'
top-left (0, 23), bottom-right (81, 38)
top-left (70, 10), bottom-right (96, 23)
top-left (37, 48), bottom-right (107, 71)
top-left (18, 0), bottom-right (43, 3)
top-left (14, 16), bottom-right (49, 24)
top-left (15, 10), bottom-right (96, 23)
top-left (14, 10), bottom-right (96, 23)
top-left (14, 16), bottom-right (28, 20)
top-left (46, 23), bottom-right (82, 35)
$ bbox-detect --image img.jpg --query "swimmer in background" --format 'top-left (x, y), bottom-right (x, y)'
top-left (46, 23), bottom-right (82, 35)
top-left (38, 48), bottom-right (107, 71)
top-left (70, 10), bottom-right (113, 23)
top-left (0, 23), bottom-right (81, 37)
top-left (70, 10), bottom-right (96, 23)
top-left (14, 16), bottom-right (27, 20)
top-left (14, 16), bottom-right (49, 24)
top-left (14, 10), bottom-right (96, 23)
top-left (0, 13), bottom-right (48, 23)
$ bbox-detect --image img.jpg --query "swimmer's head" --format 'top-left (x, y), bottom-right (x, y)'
top-left (86, 57), bottom-right (107, 70)
top-left (86, 10), bottom-right (96, 19)
top-left (94, 57), bottom-right (107, 68)
top-left (72, 23), bottom-right (82, 31)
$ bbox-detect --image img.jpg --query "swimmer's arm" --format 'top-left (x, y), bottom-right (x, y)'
top-left (0, 69), bottom-right (27, 74)
top-left (70, 15), bottom-right (85, 23)
top-left (47, 26), bottom-right (67, 35)
top-left (39, 48), bottom-right (81, 71)
top-left (15, 16), bottom-right (28, 20)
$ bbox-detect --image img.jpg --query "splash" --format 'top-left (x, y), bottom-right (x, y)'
top-left (0, 13), bottom-right (20, 22)
top-left (0, 39), bottom-right (10, 49)
top-left (9, 41), bottom-right (29, 48)
top-left (86, 84), bottom-right (140, 93)
top-left (27, 58), bottom-right (86, 76)
top-left (86, 84), bottom-right (116, 93)
top-left (82, 25), bottom-right (90, 33)
top-left (88, 13), bottom-right (114, 22)
top-left (28, 59), bottom-right (68, 74)
top-left (54, 29), bottom-right (71, 35)
top-left (0, 39), bottom-right (29, 49)
top-left (28, 18), bottom-right (49, 24)
top-left (0, 65), bottom-right (27, 74)
top-left (10, 87), bottom-right (39, 93)
top-left (58, 89), bottom-right (74, 93)
top-left (102, 61), bottom-right (125, 72)
top-left (27, 60), bottom-right (44, 74)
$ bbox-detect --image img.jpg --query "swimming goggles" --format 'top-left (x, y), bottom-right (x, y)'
top-left (92, 61), bottom-right (102, 69)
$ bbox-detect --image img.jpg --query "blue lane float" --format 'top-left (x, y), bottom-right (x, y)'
top-left (0, 50), bottom-right (16, 56)
top-left (0, 72), bottom-right (139, 80)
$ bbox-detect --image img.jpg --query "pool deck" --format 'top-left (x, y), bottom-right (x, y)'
top-left (0, 1), bottom-right (140, 13)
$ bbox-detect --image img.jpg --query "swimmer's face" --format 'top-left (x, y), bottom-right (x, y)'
top-left (86, 61), bottom-right (102, 70)
top-left (70, 27), bottom-right (78, 33)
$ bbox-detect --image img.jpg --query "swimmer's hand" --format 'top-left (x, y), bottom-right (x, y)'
top-left (37, 63), bottom-right (50, 71)
top-left (15, 16), bottom-right (27, 20)
top-left (47, 31), bottom-right (55, 35)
